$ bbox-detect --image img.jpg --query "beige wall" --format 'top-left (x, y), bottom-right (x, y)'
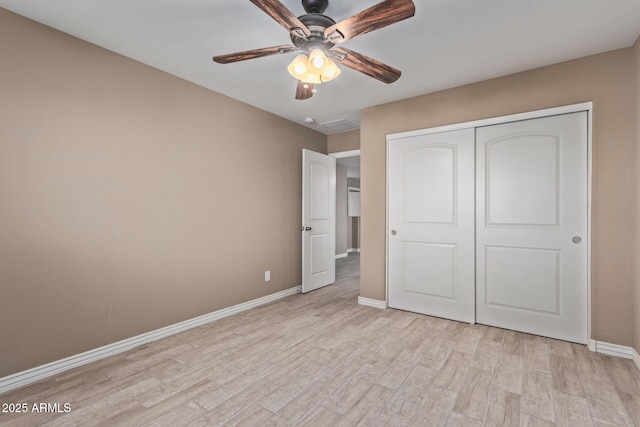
top-left (361, 48), bottom-right (637, 347)
top-left (0, 9), bottom-right (326, 377)
top-left (327, 130), bottom-right (360, 153)
top-left (634, 36), bottom-right (640, 355)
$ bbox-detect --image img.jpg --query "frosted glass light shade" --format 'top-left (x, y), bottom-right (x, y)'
top-left (321, 58), bottom-right (341, 82)
top-left (301, 72), bottom-right (321, 84)
top-left (287, 54), bottom-right (309, 79)
top-left (308, 48), bottom-right (327, 72)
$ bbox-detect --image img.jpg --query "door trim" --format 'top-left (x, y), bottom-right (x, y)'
top-left (331, 149), bottom-right (361, 261)
top-left (386, 102), bottom-right (593, 343)
top-left (330, 149), bottom-right (361, 159)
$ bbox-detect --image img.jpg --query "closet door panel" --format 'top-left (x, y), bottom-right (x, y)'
top-left (388, 128), bottom-right (475, 323)
top-left (476, 112), bottom-right (588, 344)
top-left (486, 135), bottom-right (558, 226)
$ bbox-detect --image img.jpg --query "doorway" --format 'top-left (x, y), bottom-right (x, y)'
top-left (331, 150), bottom-right (361, 281)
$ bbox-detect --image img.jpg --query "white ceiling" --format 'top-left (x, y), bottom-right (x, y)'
top-left (2, 0), bottom-right (640, 134)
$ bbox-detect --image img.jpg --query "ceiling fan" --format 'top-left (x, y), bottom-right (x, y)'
top-left (213, 0), bottom-right (416, 100)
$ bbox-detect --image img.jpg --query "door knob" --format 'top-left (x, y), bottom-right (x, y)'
top-left (572, 236), bottom-right (582, 244)
top-left (391, 230), bottom-right (397, 236)
top-left (300, 226), bottom-right (312, 231)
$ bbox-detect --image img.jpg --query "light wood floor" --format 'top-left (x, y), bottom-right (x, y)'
top-left (1, 253), bottom-right (639, 426)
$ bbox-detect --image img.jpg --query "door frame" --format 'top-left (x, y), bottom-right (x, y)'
top-left (331, 149), bottom-right (361, 159)
top-left (330, 149), bottom-right (361, 258)
top-left (385, 102), bottom-right (593, 344)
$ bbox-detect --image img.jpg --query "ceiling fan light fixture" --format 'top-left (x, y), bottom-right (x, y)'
top-left (290, 49), bottom-right (340, 85)
top-left (287, 54), bottom-right (309, 79)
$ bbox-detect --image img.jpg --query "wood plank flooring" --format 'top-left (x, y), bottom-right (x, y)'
top-left (1, 253), bottom-right (639, 426)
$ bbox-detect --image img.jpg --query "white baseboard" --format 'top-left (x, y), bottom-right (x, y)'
top-left (589, 339), bottom-right (640, 372)
top-left (632, 348), bottom-right (640, 371)
top-left (0, 285), bottom-right (302, 394)
top-left (633, 347), bottom-right (640, 372)
top-left (358, 296), bottom-right (387, 309)
top-left (335, 253), bottom-right (348, 259)
top-left (347, 248), bottom-right (360, 253)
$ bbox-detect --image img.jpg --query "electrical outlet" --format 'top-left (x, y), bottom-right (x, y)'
top-left (264, 270), bottom-right (270, 282)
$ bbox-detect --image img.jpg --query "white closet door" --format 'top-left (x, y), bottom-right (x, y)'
top-left (388, 128), bottom-right (475, 323)
top-left (475, 112), bottom-right (588, 343)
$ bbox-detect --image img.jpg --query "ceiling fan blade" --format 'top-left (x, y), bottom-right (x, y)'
top-left (295, 81), bottom-right (314, 100)
top-left (332, 47), bottom-right (401, 84)
top-left (250, 0), bottom-right (311, 39)
top-left (213, 45), bottom-right (296, 64)
top-left (324, 0), bottom-right (415, 43)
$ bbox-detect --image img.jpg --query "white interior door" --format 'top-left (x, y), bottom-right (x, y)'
top-left (475, 112), bottom-right (588, 343)
top-left (302, 149), bottom-right (336, 293)
top-left (388, 128), bottom-right (475, 323)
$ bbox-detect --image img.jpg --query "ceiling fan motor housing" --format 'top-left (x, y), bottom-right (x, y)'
top-left (302, 0), bottom-right (329, 14)
top-left (291, 13), bottom-right (336, 52)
